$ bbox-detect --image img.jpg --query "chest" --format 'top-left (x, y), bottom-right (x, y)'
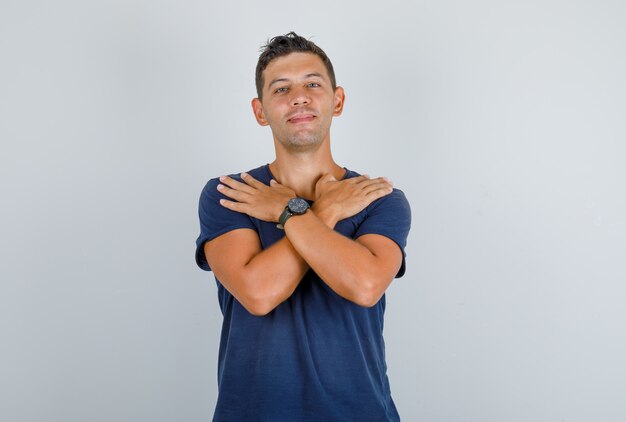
top-left (254, 210), bottom-right (367, 249)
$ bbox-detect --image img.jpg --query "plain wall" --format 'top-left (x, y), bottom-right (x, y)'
top-left (1, 0), bottom-right (625, 421)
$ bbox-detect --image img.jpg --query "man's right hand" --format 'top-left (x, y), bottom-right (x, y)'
top-left (217, 173), bottom-right (296, 223)
top-left (312, 174), bottom-right (393, 226)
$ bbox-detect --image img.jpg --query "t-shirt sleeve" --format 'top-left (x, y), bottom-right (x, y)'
top-left (353, 188), bottom-right (412, 278)
top-left (195, 178), bottom-right (257, 271)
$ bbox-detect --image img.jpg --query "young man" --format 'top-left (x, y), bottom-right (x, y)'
top-left (195, 32), bottom-right (411, 421)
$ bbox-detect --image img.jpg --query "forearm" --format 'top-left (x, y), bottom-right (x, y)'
top-left (205, 228), bottom-right (309, 316)
top-left (213, 172), bottom-right (397, 310)
top-left (283, 210), bottom-right (389, 307)
top-left (241, 237), bottom-right (309, 313)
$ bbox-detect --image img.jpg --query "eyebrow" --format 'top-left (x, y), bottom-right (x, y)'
top-left (304, 72), bottom-right (324, 80)
top-left (268, 78), bottom-right (289, 88)
top-left (268, 73), bottom-right (326, 88)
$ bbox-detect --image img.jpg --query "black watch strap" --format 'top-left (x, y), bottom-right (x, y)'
top-left (276, 198), bottom-right (309, 230)
top-left (276, 207), bottom-right (293, 230)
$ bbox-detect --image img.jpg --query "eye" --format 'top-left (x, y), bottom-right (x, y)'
top-left (307, 82), bottom-right (320, 88)
top-left (275, 87), bottom-right (288, 94)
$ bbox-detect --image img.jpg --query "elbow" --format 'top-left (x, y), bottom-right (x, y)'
top-left (352, 291), bottom-right (384, 308)
top-left (350, 277), bottom-right (388, 308)
top-left (242, 299), bottom-right (276, 316)
top-left (237, 275), bottom-right (283, 316)
top-left (227, 270), bottom-right (281, 316)
top-left (237, 289), bottom-right (278, 316)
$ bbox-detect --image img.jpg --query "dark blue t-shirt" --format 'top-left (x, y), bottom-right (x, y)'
top-left (196, 164), bottom-right (411, 422)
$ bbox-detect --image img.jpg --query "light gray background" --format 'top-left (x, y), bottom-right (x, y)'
top-left (2, 0), bottom-right (625, 421)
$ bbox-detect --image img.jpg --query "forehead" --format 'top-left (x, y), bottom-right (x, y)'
top-left (263, 52), bottom-right (329, 84)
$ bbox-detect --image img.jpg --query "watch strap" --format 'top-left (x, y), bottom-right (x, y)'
top-left (276, 198), bottom-right (309, 230)
top-left (276, 207), bottom-right (292, 230)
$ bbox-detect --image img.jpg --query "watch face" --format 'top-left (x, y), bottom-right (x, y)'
top-left (288, 198), bottom-right (309, 214)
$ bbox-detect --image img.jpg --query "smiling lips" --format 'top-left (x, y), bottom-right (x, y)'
top-left (287, 113), bottom-right (316, 124)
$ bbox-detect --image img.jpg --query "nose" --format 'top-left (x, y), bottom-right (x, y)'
top-left (290, 88), bottom-right (310, 106)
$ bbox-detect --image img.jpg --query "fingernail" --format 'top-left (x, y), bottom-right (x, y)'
top-left (217, 184), bottom-right (224, 190)
top-left (241, 172), bottom-right (248, 178)
top-left (219, 175), bottom-right (226, 181)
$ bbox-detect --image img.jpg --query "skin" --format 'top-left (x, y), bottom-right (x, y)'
top-left (203, 52), bottom-right (402, 315)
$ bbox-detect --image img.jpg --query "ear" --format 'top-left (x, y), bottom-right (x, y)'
top-left (251, 98), bottom-right (268, 126)
top-left (332, 86), bottom-right (345, 117)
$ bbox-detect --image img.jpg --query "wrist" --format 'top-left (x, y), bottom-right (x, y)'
top-left (274, 195), bottom-right (295, 222)
top-left (275, 203), bottom-right (287, 223)
top-left (311, 203), bottom-right (340, 228)
top-left (277, 198), bottom-right (310, 229)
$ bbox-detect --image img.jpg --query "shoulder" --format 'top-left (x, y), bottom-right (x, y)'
top-left (343, 168), bottom-right (411, 215)
top-left (360, 188), bottom-right (411, 241)
top-left (200, 164), bottom-right (271, 196)
top-left (369, 188), bottom-right (410, 214)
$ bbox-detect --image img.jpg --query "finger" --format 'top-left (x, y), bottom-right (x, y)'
top-left (219, 198), bottom-right (249, 214)
top-left (270, 179), bottom-right (294, 193)
top-left (316, 173), bottom-right (336, 185)
top-left (347, 175), bottom-right (370, 184)
top-left (360, 177), bottom-right (393, 187)
top-left (219, 175), bottom-right (256, 194)
top-left (241, 172), bottom-right (267, 189)
top-left (315, 174), bottom-right (334, 191)
top-left (358, 177), bottom-right (392, 188)
top-left (271, 179), bottom-right (294, 191)
top-left (364, 186), bottom-right (394, 200)
top-left (361, 181), bottom-right (393, 195)
top-left (217, 183), bottom-right (250, 202)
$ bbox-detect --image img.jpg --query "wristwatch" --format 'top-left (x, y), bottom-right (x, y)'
top-left (277, 198), bottom-right (310, 230)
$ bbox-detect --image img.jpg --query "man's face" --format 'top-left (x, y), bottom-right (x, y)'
top-left (252, 52), bottom-right (345, 152)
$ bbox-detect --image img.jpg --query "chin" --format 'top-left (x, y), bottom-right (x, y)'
top-left (278, 131), bottom-right (320, 146)
top-left (281, 136), bottom-right (323, 152)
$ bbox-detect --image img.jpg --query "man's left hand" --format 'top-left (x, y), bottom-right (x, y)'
top-left (217, 173), bottom-right (296, 222)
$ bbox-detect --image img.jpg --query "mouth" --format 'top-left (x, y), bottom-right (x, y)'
top-left (287, 114), bottom-right (316, 124)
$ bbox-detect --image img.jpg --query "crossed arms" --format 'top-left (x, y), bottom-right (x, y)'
top-left (202, 173), bottom-right (403, 316)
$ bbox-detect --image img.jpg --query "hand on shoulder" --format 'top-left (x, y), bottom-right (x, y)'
top-left (312, 173), bottom-right (393, 223)
top-left (217, 172), bottom-right (296, 222)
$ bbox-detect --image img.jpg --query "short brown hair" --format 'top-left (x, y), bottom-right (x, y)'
top-left (255, 32), bottom-right (336, 99)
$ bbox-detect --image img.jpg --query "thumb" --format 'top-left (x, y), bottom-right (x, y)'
top-left (321, 173), bottom-right (337, 182)
top-left (316, 174), bottom-right (335, 189)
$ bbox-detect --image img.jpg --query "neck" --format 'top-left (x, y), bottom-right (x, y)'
top-left (269, 140), bottom-right (344, 200)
